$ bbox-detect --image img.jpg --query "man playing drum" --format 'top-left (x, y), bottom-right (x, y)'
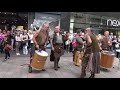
top-left (29, 23), bottom-right (49, 71)
top-left (101, 31), bottom-right (112, 51)
top-left (80, 27), bottom-right (101, 78)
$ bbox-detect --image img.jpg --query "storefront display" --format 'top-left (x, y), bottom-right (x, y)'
top-left (70, 12), bottom-right (120, 35)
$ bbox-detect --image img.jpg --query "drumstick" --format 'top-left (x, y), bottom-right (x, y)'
top-left (20, 64), bottom-right (30, 66)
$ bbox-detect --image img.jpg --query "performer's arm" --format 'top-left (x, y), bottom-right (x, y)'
top-left (44, 35), bottom-right (49, 47)
top-left (98, 42), bottom-right (102, 51)
top-left (50, 39), bottom-right (54, 50)
top-left (86, 35), bottom-right (92, 46)
top-left (33, 31), bottom-right (39, 45)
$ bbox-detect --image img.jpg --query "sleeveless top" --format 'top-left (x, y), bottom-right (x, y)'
top-left (16, 35), bottom-right (21, 42)
top-left (53, 33), bottom-right (63, 44)
top-left (36, 30), bottom-right (48, 46)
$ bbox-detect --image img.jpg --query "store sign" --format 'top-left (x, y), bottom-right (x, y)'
top-left (107, 19), bottom-right (120, 27)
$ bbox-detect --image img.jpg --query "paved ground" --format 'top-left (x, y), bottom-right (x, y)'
top-left (0, 49), bottom-right (120, 78)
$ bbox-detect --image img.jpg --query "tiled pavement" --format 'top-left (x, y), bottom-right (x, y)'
top-left (0, 49), bottom-right (120, 78)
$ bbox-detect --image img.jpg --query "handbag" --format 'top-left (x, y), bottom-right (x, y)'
top-left (4, 44), bottom-right (13, 51)
top-left (50, 50), bottom-right (55, 62)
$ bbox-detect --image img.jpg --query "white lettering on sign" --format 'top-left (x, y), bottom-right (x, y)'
top-left (107, 19), bottom-right (120, 27)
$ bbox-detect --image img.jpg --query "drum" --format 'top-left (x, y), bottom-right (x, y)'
top-left (100, 51), bottom-right (115, 69)
top-left (31, 50), bottom-right (48, 70)
top-left (74, 51), bottom-right (83, 67)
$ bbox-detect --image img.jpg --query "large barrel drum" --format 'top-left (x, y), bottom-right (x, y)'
top-left (100, 51), bottom-right (115, 69)
top-left (31, 50), bottom-right (48, 70)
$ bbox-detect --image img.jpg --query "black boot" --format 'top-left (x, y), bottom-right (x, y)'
top-left (54, 68), bottom-right (58, 71)
top-left (89, 74), bottom-right (95, 78)
top-left (57, 58), bottom-right (60, 69)
top-left (42, 69), bottom-right (46, 71)
top-left (80, 67), bottom-right (86, 78)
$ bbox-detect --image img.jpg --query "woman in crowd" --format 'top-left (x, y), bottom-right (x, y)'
top-left (28, 30), bottom-right (35, 50)
top-left (10, 29), bottom-right (16, 51)
top-left (15, 31), bottom-right (22, 55)
top-left (22, 30), bottom-right (29, 55)
top-left (0, 29), bottom-right (3, 53)
top-left (112, 35), bottom-right (117, 55)
top-left (2, 36), bottom-right (11, 61)
top-left (65, 33), bottom-right (70, 53)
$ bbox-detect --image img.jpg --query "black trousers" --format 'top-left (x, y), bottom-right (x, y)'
top-left (54, 57), bottom-right (60, 69)
top-left (5, 49), bottom-right (10, 59)
top-left (70, 43), bottom-right (73, 52)
top-left (0, 46), bottom-right (3, 53)
top-left (50, 50), bottom-right (60, 69)
top-left (50, 50), bottom-right (55, 62)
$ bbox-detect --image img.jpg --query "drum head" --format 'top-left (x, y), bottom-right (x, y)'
top-left (102, 50), bottom-right (115, 55)
top-left (35, 50), bottom-right (48, 56)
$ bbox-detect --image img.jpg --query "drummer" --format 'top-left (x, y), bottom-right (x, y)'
top-left (101, 31), bottom-right (112, 51)
top-left (30, 23), bottom-right (49, 71)
top-left (80, 27), bottom-right (100, 78)
top-left (50, 26), bottom-right (65, 71)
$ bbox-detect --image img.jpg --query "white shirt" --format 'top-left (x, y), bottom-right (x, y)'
top-left (15, 35), bottom-right (21, 41)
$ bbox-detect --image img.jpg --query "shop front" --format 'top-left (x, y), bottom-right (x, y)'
top-left (69, 12), bottom-right (120, 35)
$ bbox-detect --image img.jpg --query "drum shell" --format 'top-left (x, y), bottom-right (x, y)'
top-left (31, 52), bottom-right (48, 70)
top-left (100, 52), bottom-right (115, 68)
top-left (74, 51), bottom-right (83, 66)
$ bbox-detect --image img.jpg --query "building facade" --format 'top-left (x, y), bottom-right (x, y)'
top-left (28, 12), bottom-right (120, 35)
top-left (0, 12), bottom-right (120, 35)
top-left (69, 12), bottom-right (120, 35)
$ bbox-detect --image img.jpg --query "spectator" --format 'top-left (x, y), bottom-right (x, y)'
top-left (11, 29), bottom-right (16, 51)
top-left (65, 33), bottom-right (70, 53)
top-left (112, 35), bottom-right (117, 55)
top-left (69, 33), bottom-right (74, 52)
top-left (22, 30), bottom-right (29, 55)
top-left (0, 29), bottom-right (3, 53)
top-left (2, 30), bottom-right (7, 38)
top-left (28, 30), bottom-right (35, 50)
top-left (2, 36), bottom-right (11, 61)
top-left (15, 31), bottom-right (22, 55)
top-left (6, 31), bottom-right (12, 45)
top-left (117, 35), bottom-right (120, 43)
